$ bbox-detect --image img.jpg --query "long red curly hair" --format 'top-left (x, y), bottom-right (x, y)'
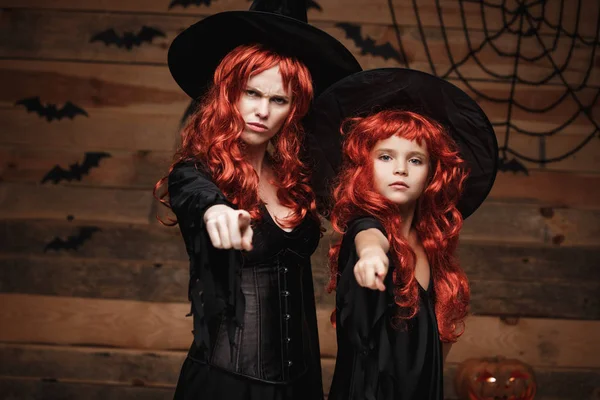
top-left (155, 44), bottom-right (319, 228)
top-left (327, 110), bottom-right (470, 343)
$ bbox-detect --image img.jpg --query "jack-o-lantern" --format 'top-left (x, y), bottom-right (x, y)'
top-left (454, 356), bottom-right (537, 400)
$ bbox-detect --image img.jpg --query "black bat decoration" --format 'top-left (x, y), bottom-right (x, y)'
top-left (41, 152), bottom-right (112, 184)
top-left (44, 226), bottom-right (101, 252)
top-left (336, 22), bottom-right (405, 64)
top-left (169, 0), bottom-right (214, 8)
top-left (306, 0), bottom-right (322, 11)
top-left (244, 0), bottom-right (322, 11)
top-left (498, 157), bottom-right (529, 175)
top-left (15, 97), bottom-right (88, 122)
top-left (90, 26), bottom-right (166, 50)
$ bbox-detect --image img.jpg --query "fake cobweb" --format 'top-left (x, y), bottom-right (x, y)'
top-left (389, 0), bottom-right (600, 173)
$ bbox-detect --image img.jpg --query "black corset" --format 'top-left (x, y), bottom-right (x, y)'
top-left (191, 248), bottom-right (314, 383)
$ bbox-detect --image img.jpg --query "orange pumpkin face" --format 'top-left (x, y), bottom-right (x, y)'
top-left (454, 357), bottom-right (537, 400)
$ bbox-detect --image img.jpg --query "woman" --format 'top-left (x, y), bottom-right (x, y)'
top-left (310, 69), bottom-right (498, 399)
top-left (155, 1), bottom-right (361, 399)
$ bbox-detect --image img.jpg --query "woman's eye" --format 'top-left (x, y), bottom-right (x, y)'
top-left (409, 158), bottom-right (422, 165)
top-left (378, 154), bottom-right (392, 161)
top-left (245, 90), bottom-right (258, 97)
top-left (271, 97), bottom-right (287, 105)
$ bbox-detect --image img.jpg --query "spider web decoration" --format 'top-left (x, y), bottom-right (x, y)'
top-left (388, 0), bottom-right (600, 174)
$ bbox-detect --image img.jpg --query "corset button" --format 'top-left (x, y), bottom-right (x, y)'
top-left (287, 360), bottom-right (293, 367)
top-left (284, 313), bottom-right (291, 320)
top-left (281, 290), bottom-right (290, 297)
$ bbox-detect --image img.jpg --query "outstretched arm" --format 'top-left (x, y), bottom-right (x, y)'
top-left (169, 161), bottom-right (253, 251)
top-left (354, 228), bottom-right (390, 291)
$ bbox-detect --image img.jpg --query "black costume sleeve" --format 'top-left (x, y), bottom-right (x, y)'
top-left (168, 160), bottom-right (245, 358)
top-left (336, 216), bottom-right (393, 399)
top-left (168, 160), bottom-right (231, 228)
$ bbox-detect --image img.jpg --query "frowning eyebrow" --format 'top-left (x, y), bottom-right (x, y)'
top-left (246, 86), bottom-right (290, 101)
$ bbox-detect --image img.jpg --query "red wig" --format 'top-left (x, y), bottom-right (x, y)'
top-left (327, 110), bottom-right (470, 343)
top-left (155, 44), bottom-right (319, 228)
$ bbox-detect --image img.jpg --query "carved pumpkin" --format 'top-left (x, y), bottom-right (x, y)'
top-left (454, 356), bottom-right (537, 400)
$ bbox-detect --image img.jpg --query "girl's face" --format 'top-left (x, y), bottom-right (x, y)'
top-left (371, 135), bottom-right (430, 207)
top-left (237, 65), bottom-right (292, 147)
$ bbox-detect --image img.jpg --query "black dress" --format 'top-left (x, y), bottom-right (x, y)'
top-left (169, 161), bottom-right (324, 400)
top-left (328, 217), bottom-right (443, 400)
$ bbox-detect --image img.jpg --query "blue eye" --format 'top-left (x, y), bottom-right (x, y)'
top-left (378, 154), bottom-right (392, 161)
top-left (409, 158), bottom-right (423, 165)
top-left (245, 90), bottom-right (258, 97)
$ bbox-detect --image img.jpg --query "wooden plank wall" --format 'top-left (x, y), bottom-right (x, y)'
top-left (0, 0), bottom-right (599, 398)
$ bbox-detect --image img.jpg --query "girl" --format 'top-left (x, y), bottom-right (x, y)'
top-left (155, 1), bottom-right (361, 399)
top-left (312, 68), bottom-right (498, 400)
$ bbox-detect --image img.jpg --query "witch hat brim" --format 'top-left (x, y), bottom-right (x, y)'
top-left (168, 10), bottom-right (362, 100)
top-left (308, 68), bottom-right (499, 219)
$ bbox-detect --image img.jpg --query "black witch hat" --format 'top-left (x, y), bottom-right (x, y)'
top-left (168, 0), bottom-right (362, 100)
top-left (309, 68), bottom-right (499, 219)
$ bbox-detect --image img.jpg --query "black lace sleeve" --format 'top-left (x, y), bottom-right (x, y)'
top-left (168, 160), bottom-right (244, 358)
top-left (168, 160), bottom-right (231, 229)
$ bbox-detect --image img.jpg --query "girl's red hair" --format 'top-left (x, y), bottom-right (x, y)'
top-left (327, 110), bottom-right (470, 343)
top-left (155, 44), bottom-right (319, 228)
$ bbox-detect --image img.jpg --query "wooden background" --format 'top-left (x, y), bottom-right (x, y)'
top-left (0, 0), bottom-right (599, 398)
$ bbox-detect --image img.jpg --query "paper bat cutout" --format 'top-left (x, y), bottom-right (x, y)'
top-left (498, 157), bottom-right (529, 175)
top-left (90, 26), bottom-right (166, 50)
top-left (41, 152), bottom-right (112, 184)
top-left (336, 22), bottom-right (405, 64)
top-left (306, 0), bottom-right (322, 11)
top-left (15, 97), bottom-right (88, 122)
top-left (243, 0), bottom-right (322, 11)
top-left (44, 226), bottom-right (101, 252)
top-left (169, 0), bottom-right (214, 8)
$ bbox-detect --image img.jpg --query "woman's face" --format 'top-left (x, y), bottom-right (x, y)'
top-left (370, 135), bottom-right (430, 207)
top-left (237, 65), bottom-right (292, 147)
